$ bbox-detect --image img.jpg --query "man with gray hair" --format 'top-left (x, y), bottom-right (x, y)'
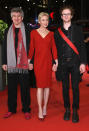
top-left (2, 7), bottom-right (31, 120)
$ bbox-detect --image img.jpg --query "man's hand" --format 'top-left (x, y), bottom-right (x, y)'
top-left (80, 64), bottom-right (86, 74)
top-left (2, 64), bottom-right (7, 71)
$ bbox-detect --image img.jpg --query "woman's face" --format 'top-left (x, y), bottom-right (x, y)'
top-left (39, 15), bottom-right (49, 28)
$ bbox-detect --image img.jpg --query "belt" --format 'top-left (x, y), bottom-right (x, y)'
top-left (64, 58), bottom-right (72, 62)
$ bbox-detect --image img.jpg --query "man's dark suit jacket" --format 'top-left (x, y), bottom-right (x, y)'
top-left (54, 24), bottom-right (87, 81)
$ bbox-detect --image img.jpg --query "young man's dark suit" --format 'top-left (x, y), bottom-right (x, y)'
top-left (54, 23), bottom-right (87, 111)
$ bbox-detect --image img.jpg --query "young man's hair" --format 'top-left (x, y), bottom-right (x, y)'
top-left (60, 5), bottom-right (74, 16)
top-left (11, 7), bottom-right (24, 18)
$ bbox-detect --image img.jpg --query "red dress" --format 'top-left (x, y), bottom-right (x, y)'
top-left (28, 30), bottom-right (57, 88)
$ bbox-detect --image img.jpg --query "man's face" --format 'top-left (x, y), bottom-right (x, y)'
top-left (11, 12), bottom-right (23, 26)
top-left (61, 9), bottom-right (72, 23)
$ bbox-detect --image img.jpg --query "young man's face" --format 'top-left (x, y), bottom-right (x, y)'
top-left (11, 12), bottom-right (23, 26)
top-left (61, 9), bottom-right (73, 23)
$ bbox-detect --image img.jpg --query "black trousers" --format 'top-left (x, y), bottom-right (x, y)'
top-left (29, 70), bottom-right (36, 88)
top-left (7, 73), bottom-right (31, 113)
top-left (61, 60), bottom-right (80, 109)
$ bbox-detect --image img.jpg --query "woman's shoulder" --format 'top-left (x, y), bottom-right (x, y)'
top-left (30, 29), bottom-right (37, 36)
top-left (49, 31), bottom-right (54, 35)
top-left (31, 29), bottom-right (36, 33)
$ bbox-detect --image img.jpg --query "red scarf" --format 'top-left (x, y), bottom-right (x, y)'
top-left (13, 25), bottom-right (28, 69)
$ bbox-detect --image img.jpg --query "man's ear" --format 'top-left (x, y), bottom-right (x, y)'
top-left (71, 15), bottom-right (73, 19)
top-left (61, 15), bottom-right (63, 20)
top-left (22, 17), bottom-right (23, 20)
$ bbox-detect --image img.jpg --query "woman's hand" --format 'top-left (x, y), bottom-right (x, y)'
top-left (52, 64), bottom-right (57, 72)
top-left (52, 59), bottom-right (58, 72)
top-left (29, 63), bottom-right (33, 70)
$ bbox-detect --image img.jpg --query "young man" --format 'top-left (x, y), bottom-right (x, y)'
top-left (2, 7), bottom-right (31, 120)
top-left (54, 5), bottom-right (86, 123)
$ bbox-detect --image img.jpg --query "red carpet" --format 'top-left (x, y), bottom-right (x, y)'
top-left (0, 72), bottom-right (89, 131)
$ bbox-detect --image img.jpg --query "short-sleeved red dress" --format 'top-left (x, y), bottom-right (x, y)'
top-left (28, 30), bottom-right (57, 88)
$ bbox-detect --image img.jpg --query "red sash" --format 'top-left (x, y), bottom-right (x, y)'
top-left (58, 27), bottom-right (79, 55)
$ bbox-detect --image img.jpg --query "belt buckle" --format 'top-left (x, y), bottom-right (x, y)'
top-left (66, 58), bottom-right (72, 62)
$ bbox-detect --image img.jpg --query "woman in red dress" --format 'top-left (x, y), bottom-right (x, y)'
top-left (28, 12), bottom-right (58, 120)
